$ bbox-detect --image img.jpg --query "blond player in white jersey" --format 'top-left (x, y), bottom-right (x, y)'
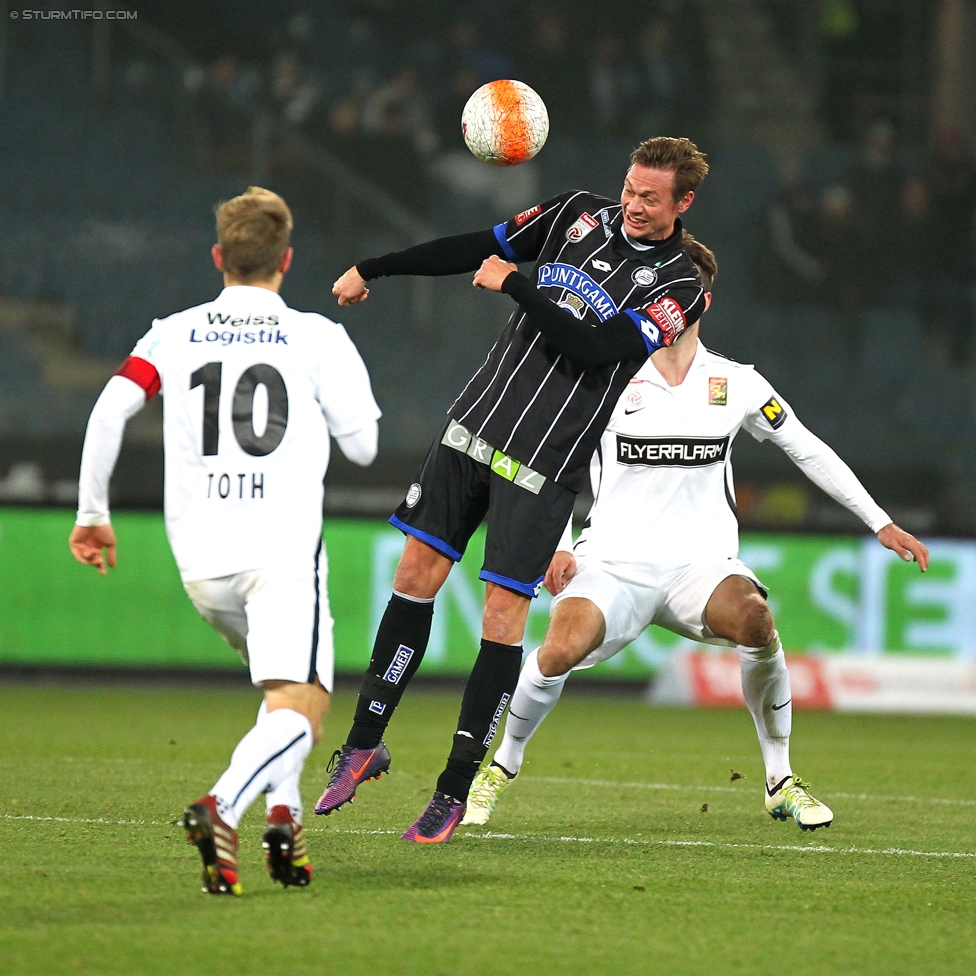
top-left (463, 235), bottom-right (929, 830)
top-left (69, 187), bottom-right (381, 895)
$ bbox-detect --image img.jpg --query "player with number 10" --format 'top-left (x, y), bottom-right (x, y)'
top-left (69, 187), bottom-right (381, 895)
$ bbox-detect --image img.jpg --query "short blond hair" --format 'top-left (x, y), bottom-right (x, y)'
top-left (215, 186), bottom-right (293, 282)
top-left (630, 137), bottom-right (709, 202)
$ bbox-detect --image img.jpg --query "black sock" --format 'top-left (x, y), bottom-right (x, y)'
top-left (436, 639), bottom-right (523, 801)
top-left (346, 593), bottom-right (433, 749)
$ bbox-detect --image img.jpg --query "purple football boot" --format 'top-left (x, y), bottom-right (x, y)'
top-left (314, 742), bottom-right (391, 815)
top-left (401, 791), bottom-right (466, 843)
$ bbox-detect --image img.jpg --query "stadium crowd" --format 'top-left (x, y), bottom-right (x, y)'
top-left (759, 123), bottom-right (976, 366)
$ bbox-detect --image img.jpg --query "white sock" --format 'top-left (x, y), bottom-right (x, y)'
top-left (739, 632), bottom-right (793, 790)
top-left (264, 774), bottom-right (303, 820)
top-left (253, 701), bottom-right (305, 819)
top-left (211, 708), bottom-right (312, 829)
top-left (492, 649), bottom-right (568, 776)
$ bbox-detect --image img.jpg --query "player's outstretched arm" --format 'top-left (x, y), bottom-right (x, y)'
top-left (339, 229), bottom-right (507, 307)
top-left (69, 524), bottom-right (117, 575)
top-left (877, 523), bottom-right (929, 572)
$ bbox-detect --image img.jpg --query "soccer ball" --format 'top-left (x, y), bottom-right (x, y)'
top-left (461, 80), bottom-right (549, 166)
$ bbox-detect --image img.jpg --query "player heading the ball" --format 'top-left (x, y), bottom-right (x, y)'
top-left (317, 137), bottom-right (709, 843)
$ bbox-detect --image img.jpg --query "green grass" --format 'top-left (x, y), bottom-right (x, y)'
top-left (1, 685), bottom-right (974, 975)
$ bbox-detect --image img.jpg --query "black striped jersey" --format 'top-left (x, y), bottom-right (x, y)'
top-left (450, 190), bottom-right (706, 493)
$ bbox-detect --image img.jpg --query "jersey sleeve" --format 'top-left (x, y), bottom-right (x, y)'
top-left (314, 322), bottom-right (382, 437)
top-left (742, 371), bottom-right (892, 532)
top-left (621, 277), bottom-right (707, 355)
top-left (740, 372), bottom-right (796, 444)
top-left (120, 321), bottom-right (166, 397)
top-left (492, 191), bottom-right (586, 264)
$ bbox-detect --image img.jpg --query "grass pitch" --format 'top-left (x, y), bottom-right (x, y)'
top-left (1, 685), bottom-right (974, 976)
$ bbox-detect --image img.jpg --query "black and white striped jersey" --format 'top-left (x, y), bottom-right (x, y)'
top-left (450, 190), bottom-right (706, 493)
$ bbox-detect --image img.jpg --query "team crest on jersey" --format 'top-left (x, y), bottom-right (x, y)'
top-left (565, 212), bottom-right (599, 243)
top-left (761, 396), bottom-right (788, 429)
top-left (557, 293), bottom-right (587, 319)
top-left (536, 263), bottom-right (619, 321)
top-left (514, 204), bottom-right (542, 226)
top-left (708, 377), bottom-right (728, 406)
top-left (405, 483), bottom-right (422, 507)
top-left (632, 266), bottom-right (658, 287)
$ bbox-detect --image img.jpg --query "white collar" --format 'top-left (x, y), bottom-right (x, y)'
top-left (619, 226), bottom-right (653, 251)
top-left (216, 285), bottom-right (287, 307)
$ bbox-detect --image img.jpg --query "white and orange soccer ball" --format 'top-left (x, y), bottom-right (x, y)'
top-left (461, 80), bottom-right (549, 166)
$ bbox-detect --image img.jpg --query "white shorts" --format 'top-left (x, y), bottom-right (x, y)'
top-left (551, 556), bottom-right (764, 670)
top-left (183, 546), bottom-right (334, 691)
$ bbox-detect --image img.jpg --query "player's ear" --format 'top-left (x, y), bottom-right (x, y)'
top-left (677, 190), bottom-right (694, 214)
top-left (704, 292), bottom-right (712, 312)
top-left (211, 244), bottom-right (225, 272)
top-left (279, 247), bottom-right (294, 275)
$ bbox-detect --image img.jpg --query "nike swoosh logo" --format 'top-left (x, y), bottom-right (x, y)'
top-left (771, 700), bottom-right (791, 711)
top-left (624, 407), bottom-right (644, 415)
top-left (351, 750), bottom-right (376, 778)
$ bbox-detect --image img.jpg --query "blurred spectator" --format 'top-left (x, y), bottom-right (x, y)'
top-left (209, 54), bottom-right (261, 107)
top-left (270, 53), bottom-right (322, 128)
top-left (205, 55), bottom-right (262, 170)
top-left (844, 120), bottom-right (902, 300)
top-left (920, 129), bottom-right (976, 365)
top-left (520, 7), bottom-right (584, 135)
top-left (637, 16), bottom-right (698, 137)
top-left (757, 180), bottom-right (825, 303)
top-left (816, 183), bottom-right (867, 357)
top-left (360, 68), bottom-right (439, 160)
top-left (588, 34), bottom-right (643, 136)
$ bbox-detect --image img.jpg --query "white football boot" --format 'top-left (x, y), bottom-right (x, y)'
top-left (765, 774), bottom-right (833, 830)
top-left (460, 764), bottom-right (513, 826)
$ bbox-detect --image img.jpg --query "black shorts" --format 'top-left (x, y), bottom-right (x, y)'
top-left (390, 419), bottom-right (577, 597)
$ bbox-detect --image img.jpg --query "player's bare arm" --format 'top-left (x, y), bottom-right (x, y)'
top-left (333, 266), bottom-right (370, 306)
top-left (69, 523), bottom-right (117, 575)
top-left (473, 255), bottom-right (518, 291)
top-left (877, 523), bottom-right (929, 571)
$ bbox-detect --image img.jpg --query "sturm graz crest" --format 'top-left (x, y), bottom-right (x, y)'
top-left (632, 266), bottom-right (658, 287)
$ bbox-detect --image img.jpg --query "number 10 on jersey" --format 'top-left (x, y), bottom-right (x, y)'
top-left (190, 362), bottom-right (289, 457)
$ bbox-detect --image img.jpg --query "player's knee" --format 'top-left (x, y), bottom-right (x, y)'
top-left (737, 594), bottom-right (774, 648)
top-left (393, 539), bottom-right (450, 599)
top-left (539, 644), bottom-right (576, 678)
top-left (481, 602), bottom-right (520, 644)
top-left (537, 638), bottom-right (576, 677)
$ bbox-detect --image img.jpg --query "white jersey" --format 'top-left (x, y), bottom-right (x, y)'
top-left (572, 340), bottom-right (890, 566)
top-left (127, 286), bottom-right (380, 581)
